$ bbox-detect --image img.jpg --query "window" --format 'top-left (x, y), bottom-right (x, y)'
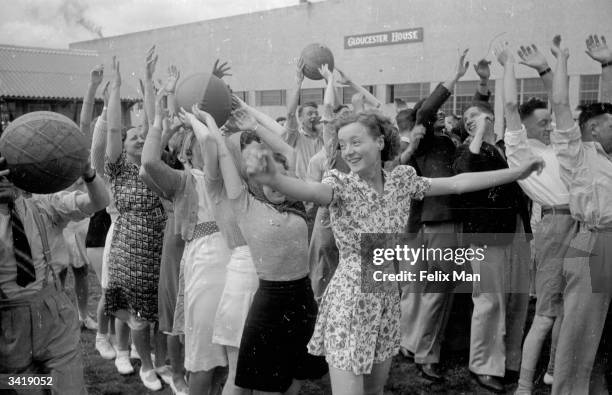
top-left (439, 81), bottom-right (496, 116)
top-left (388, 82), bottom-right (430, 103)
top-left (342, 85), bottom-right (375, 104)
top-left (233, 91), bottom-right (248, 104)
top-left (520, 78), bottom-right (548, 104)
top-left (579, 75), bottom-right (600, 105)
top-left (255, 90), bottom-right (286, 106)
top-left (300, 88), bottom-right (324, 105)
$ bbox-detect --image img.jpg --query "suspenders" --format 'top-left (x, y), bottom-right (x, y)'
top-left (0, 201), bottom-right (55, 300)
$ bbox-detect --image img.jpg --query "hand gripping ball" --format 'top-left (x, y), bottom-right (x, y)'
top-left (175, 72), bottom-right (232, 127)
top-left (300, 43), bottom-right (335, 80)
top-left (0, 111), bottom-right (89, 194)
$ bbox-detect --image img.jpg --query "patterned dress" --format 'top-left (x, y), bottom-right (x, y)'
top-left (307, 165), bottom-right (431, 375)
top-left (104, 154), bottom-right (167, 322)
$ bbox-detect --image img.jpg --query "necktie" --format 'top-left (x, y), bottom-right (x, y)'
top-left (9, 202), bottom-right (35, 286)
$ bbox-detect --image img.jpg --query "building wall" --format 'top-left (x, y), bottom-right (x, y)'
top-left (70, 0), bottom-right (612, 122)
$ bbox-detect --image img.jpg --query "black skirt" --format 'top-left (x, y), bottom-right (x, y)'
top-left (235, 276), bottom-right (328, 392)
top-left (85, 209), bottom-right (111, 248)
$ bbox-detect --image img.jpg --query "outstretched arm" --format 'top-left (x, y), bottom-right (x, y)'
top-left (336, 67), bottom-right (382, 109)
top-left (550, 35), bottom-right (574, 132)
top-left (585, 34), bottom-right (612, 103)
top-left (427, 156), bottom-right (544, 196)
top-left (106, 57), bottom-right (123, 163)
top-left (81, 65), bottom-right (103, 139)
top-left (243, 145), bottom-right (333, 205)
top-left (496, 43), bottom-right (522, 132)
top-left (144, 45), bottom-right (158, 127)
top-left (285, 58), bottom-right (305, 133)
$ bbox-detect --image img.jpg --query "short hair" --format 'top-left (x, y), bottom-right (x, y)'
top-left (297, 102), bottom-right (318, 117)
top-left (578, 102), bottom-right (612, 129)
top-left (272, 152), bottom-right (289, 170)
top-left (396, 109), bottom-right (416, 131)
top-left (240, 131), bottom-right (261, 151)
top-left (275, 116), bottom-right (287, 123)
top-left (463, 101), bottom-right (494, 117)
top-left (335, 110), bottom-right (400, 162)
top-left (333, 105), bottom-right (349, 114)
top-left (519, 98), bottom-right (548, 120)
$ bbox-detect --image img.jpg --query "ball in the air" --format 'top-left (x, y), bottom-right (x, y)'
top-left (300, 43), bottom-right (335, 80)
top-left (175, 72), bottom-right (232, 127)
top-left (0, 111), bottom-right (89, 194)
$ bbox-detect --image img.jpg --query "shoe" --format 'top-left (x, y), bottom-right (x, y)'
top-left (80, 315), bottom-right (99, 331)
top-left (155, 365), bottom-right (173, 385)
top-left (115, 351), bottom-right (134, 375)
top-left (416, 363), bottom-right (444, 382)
top-left (139, 368), bottom-right (162, 391)
top-left (95, 334), bottom-right (116, 360)
top-left (130, 344), bottom-right (140, 360)
top-left (471, 373), bottom-right (505, 393)
top-left (543, 373), bottom-right (554, 385)
top-left (399, 347), bottom-right (415, 361)
top-left (169, 375), bottom-right (189, 395)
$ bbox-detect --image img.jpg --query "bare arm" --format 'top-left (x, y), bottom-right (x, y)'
top-left (144, 45), bottom-right (158, 127)
top-left (496, 44), bottom-right (522, 131)
top-left (427, 156), bottom-right (544, 196)
top-left (550, 36), bottom-right (574, 132)
top-left (336, 67), bottom-right (382, 109)
top-left (106, 57), bottom-right (123, 163)
top-left (81, 65), bottom-right (103, 139)
top-left (585, 34), bottom-right (612, 103)
top-left (76, 169), bottom-right (110, 213)
top-left (442, 49), bottom-right (469, 93)
top-left (285, 58), bottom-right (304, 133)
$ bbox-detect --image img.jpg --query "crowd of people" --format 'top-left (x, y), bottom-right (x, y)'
top-left (0, 31), bottom-right (611, 395)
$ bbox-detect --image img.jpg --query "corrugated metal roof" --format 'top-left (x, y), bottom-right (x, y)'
top-left (0, 45), bottom-right (140, 101)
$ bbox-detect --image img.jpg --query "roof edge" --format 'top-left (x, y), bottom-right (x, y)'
top-left (0, 44), bottom-right (99, 57)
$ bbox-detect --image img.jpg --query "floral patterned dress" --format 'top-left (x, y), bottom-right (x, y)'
top-left (307, 165), bottom-right (431, 374)
top-left (104, 154), bottom-right (167, 322)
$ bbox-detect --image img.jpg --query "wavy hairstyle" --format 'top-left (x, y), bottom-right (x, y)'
top-left (334, 110), bottom-right (400, 162)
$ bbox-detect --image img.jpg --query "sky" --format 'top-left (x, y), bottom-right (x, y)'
top-left (0, 0), bottom-right (323, 49)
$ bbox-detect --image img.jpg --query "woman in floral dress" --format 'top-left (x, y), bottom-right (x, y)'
top-left (244, 109), bottom-right (544, 395)
top-left (103, 57), bottom-right (167, 391)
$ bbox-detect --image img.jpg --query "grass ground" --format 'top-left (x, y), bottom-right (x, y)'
top-left (68, 270), bottom-right (552, 395)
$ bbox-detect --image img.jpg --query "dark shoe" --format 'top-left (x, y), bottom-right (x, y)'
top-left (400, 347), bottom-right (415, 362)
top-left (471, 372), bottom-right (505, 393)
top-left (504, 369), bottom-right (519, 384)
top-left (417, 363), bottom-right (444, 382)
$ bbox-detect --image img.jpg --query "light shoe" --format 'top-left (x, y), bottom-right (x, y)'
top-left (80, 315), bottom-right (99, 331)
top-left (95, 333), bottom-right (116, 360)
top-left (543, 373), bottom-right (554, 385)
top-left (169, 376), bottom-right (189, 395)
top-left (155, 365), bottom-right (173, 385)
top-left (114, 351), bottom-right (134, 375)
top-left (139, 368), bottom-right (162, 391)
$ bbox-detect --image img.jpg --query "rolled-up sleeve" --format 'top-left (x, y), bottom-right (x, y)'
top-left (35, 191), bottom-right (90, 227)
top-left (504, 126), bottom-right (532, 169)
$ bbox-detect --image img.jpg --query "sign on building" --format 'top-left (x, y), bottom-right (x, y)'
top-left (344, 28), bottom-right (424, 49)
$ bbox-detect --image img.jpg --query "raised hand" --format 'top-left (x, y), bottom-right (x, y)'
top-left (145, 45), bottom-right (158, 80)
top-left (318, 63), bottom-right (333, 82)
top-left (191, 104), bottom-right (217, 129)
top-left (550, 35), bottom-right (569, 59)
top-left (90, 64), bottom-right (104, 87)
top-left (456, 48), bottom-right (470, 78)
top-left (517, 44), bottom-right (549, 71)
top-left (335, 67), bottom-right (351, 85)
top-left (111, 56), bottom-right (121, 86)
top-left (585, 34), bottom-right (612, 64)
top-left (232, 108), bottom-right (258, 131)
top-left (163, 65), bottom-right (181, 94)
top-left (231, 94), bottom-right (248, 111)
top-left (518, 156), bottom-right (545, 179)
top-left (177, 107), bottom-right (197, 129)
top-left (494, 43), bottom-right (514, 66)
top-left (295, 57), bottom-right (305, 85)
top-left (212, 59), bottom-right (232, 79)
top-left (473, 58), bottom-right (491, 79)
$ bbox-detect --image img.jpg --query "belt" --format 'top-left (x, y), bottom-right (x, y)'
top-left (0, 281), bottom-right (61, 306)
top-left (191, 221), bottom-right (220, 241)
top-left (541, 205), bottom-right (571, 217)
